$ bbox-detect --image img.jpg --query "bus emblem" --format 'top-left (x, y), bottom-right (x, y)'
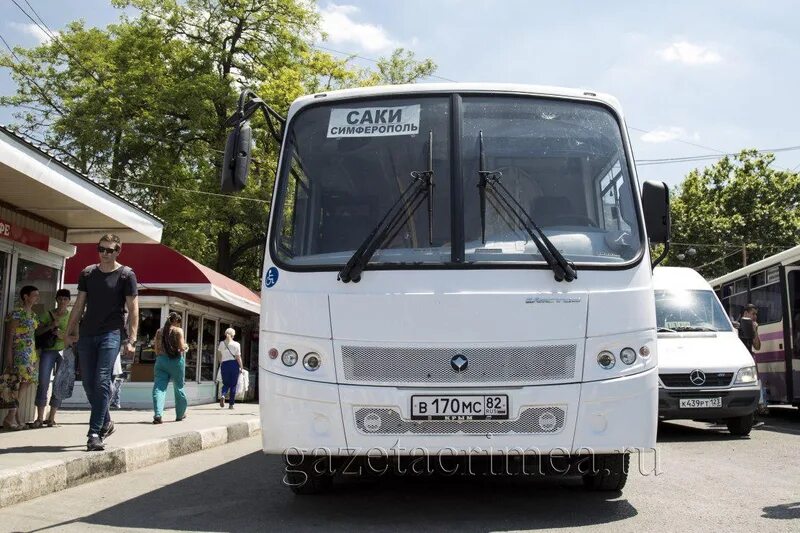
top-left (451, 354), bottom-right (468, 372)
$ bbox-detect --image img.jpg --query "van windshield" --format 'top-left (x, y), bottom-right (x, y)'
top-left (655, 290), bottom-right (733, 332)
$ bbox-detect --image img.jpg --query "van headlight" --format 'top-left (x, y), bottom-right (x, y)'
top-left (734, 366), bottom-right (757, 385)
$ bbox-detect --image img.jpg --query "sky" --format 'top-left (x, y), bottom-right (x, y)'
top-left (2, 0), bottom-right (800, 189)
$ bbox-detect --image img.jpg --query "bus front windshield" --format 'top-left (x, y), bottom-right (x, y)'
top-left (655, 290), bottom-right (733, 332)
top-left (273, 94), bottom-right (643, 269)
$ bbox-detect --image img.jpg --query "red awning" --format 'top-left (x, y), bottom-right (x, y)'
top-left (65, 244), bottom-right (260, 314)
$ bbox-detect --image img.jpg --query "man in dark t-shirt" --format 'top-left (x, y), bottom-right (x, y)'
top-left (66, 234), bottom-right (139, 451)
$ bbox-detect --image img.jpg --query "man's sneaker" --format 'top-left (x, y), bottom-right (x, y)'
top-left (153, 416), bottom-right (162, 424)
top-left (87, 434), bottom-right (105, 451)
top-left (100, 421), bottom-right (115, 440)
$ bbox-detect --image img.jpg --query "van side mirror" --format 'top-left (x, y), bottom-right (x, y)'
top-left (641, 181), bottom-right (670, 244)
top-left (221, 121), bottom-right (252, 193)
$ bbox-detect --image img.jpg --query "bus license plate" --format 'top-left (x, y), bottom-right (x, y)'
top-left (411, 395), bottom-right (509, 420)
top-left (679, 398), bottom-right (722, 408)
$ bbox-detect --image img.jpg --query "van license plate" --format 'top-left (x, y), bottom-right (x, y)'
top-left (679, 398), bottom-right (722, 408)
top-left (411, 395), bottom-right (508, 420)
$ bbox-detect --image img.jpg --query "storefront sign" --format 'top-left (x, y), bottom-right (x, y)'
top-left (0, 218), bottom-right (50, 251)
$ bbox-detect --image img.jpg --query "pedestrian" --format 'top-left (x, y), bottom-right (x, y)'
top-left (65, 234), bottom-right (138, 451)
top-left (2, 285), bottom-right (40, 430)
top-left (152, 311), bottom-right (188, 424)
top-left (217, 328), bottom-right (243, 409)
top-left (737, 303), bottom-right (768, 416)
top-left (31, 289), bottom-right (71, 428)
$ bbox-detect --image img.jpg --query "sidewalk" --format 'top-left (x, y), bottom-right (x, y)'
top-left (0, 403), bottom-right (261, 508)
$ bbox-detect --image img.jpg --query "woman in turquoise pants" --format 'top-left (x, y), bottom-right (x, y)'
top-left (152, 311), bottom-right (188, 424)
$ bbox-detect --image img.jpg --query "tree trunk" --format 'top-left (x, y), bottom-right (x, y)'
top-left (216, 228), bottom-right (233, 276)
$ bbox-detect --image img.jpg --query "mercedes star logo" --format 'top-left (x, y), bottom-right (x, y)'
top-left (689, 369), bottom-right (706, 386)
top-left (451, 354), bottom-right (468, 372)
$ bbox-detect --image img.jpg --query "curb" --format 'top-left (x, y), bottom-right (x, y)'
top-left (0, 418), bottom-right (261, 509)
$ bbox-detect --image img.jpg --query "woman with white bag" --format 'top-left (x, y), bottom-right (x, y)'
top-left (217, 328), bottom-right (243, 409)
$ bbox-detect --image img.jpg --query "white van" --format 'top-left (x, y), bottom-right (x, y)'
top-left (653, 267), bottom-right (760, 435)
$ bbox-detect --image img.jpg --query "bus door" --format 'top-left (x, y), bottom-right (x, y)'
top-left (787, 268), bottom-right (800, 404)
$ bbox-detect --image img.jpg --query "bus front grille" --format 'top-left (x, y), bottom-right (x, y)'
top-left (354, 407), bottom-right (566, 435)
top-left (342, 344), bottom-right (576, 384)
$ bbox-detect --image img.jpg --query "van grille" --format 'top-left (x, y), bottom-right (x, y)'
top-left (660, 373), bottom-right (734, 388)
top-left (342, 345), bottom-right (577, 384)
top-left (354, 407), bottom-right (566, 435)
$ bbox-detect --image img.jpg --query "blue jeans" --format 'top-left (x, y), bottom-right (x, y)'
top-left (220, 360), bottom-right (240, 406)
top-left (78, 330), bottom-right (119, 436)
top-left (35, 349), bottom-right (63, 409)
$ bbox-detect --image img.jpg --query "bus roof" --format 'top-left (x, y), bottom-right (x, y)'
top-left (288, 83), bottom-right (625, 118)
top-left (709, 244), bottom-right (800, 287)
top-left (653, 266), bottom-right (713, 291)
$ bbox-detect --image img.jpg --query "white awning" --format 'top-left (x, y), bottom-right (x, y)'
top-left (0, 127), bottom-right (163, 243)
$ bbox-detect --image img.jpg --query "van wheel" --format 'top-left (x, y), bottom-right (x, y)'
top-left (582, 453), bottom-right (630, 491)
top-left (284, 456), bottom-right (334, 495)
top-left (726, 413), bottom-right (754, 436)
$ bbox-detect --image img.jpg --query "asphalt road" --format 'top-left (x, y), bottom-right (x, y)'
top-left (2, 407), bottom-right (800, 533)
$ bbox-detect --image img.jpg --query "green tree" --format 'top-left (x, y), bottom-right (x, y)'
top-left (666, 150), bottom-right (800, 278)
top-left (1, 0), bottom-right (438, 287)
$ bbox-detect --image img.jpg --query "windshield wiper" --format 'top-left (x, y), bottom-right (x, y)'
top-left (657, 326), bottom-right (677, 333)
top-left (477, 131), bottom-right (577, 282)
top-left (338, 131), bottom-right (434, 283)
top-left (674, 326), bottom-right (717, 332)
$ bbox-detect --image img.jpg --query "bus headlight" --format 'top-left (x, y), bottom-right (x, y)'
top-left (303, 352), bottom-right (322, 371)
top-left (620, 347), bottom-right (637, 365)
top-left (734, 366), bottom-right (757, 385)
top-left (281, 349), bottom-right (298, 367)
top-left (597, 350), bottom-right (616, 369)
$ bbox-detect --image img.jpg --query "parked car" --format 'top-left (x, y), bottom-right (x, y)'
top-left (654, 267), bottom-right (760, 436)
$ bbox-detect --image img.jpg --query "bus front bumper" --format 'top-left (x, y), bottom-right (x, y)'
top-left (260, 367), bottom-right (658, 456)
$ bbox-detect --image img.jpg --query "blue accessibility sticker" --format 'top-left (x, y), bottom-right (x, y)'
top-left (264, 267), bottom-right (279, 288)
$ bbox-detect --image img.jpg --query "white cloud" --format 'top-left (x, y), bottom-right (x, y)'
top-left (658, 41), bottom-right (722, 65)
top-left (9, 22), bottom-right (57, 44)
top-left (641, 127), bottom-right (699, 144)
top-left (319, 4), bottom-right (397, 54)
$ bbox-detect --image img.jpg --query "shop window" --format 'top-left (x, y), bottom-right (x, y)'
top-left (185, 314), bottom-right (200, 382)
top-left (136, 308), bottom-right (161, 364)
top-left (200, 318), bottom-right (217, 381)
top-left (0, 251), bottom-right (8, 367)
top-left (15, 258), bottom-right (59, 315)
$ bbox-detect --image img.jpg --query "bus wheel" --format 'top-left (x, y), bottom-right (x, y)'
top-left (582, 453), bottom-right (630, 492)
top-left (726, 413), bottom-right (754, 436)
top-left (284, 456), bottom-right (334, 495)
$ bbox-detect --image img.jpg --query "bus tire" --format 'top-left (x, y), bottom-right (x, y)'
top-left (582, 453), bottom-right (629, 492)
top-left (726, 413), bottom-right (754, 436)
top-left (284, 457), bottom-right (334, 495)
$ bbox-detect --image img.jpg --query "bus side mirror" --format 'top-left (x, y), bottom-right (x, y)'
top-left (641, 181), bottom-right (670, 244)
top-left (221, 121), bottom-right (252, 193)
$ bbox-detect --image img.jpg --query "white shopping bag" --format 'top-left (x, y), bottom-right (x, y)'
top-left (235, 370), bottom-right (249, 401)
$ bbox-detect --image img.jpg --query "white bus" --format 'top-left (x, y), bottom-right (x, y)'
top-left (221, 84), bottom-right (670, 493)
top-left (710, 245), bottom-right (800, 408)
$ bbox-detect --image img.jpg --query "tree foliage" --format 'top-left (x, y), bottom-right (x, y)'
top-left (0, 0), bottom-right (438, 287)
top-left (665, 150), bottom-right (800, 278)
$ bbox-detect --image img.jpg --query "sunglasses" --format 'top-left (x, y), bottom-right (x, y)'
top-left (97, 245), bottom-right (119, 254)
